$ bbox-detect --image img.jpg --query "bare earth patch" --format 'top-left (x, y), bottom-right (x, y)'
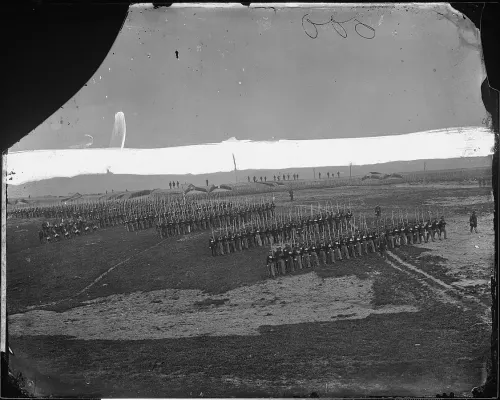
top-left (9, 273), bottom-right (417, 341)
top-left (412, 213), bottom-right (494, 287)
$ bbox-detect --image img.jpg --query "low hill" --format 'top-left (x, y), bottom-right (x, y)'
top-left (6, 156), bottom-right (492, 198)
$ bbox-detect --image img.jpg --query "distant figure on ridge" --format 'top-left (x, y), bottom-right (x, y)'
top-left (469, 211), bottom-right (478, 233)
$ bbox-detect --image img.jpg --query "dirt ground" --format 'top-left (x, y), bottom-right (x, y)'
top-left (6, 183), bottom-right (495, 398)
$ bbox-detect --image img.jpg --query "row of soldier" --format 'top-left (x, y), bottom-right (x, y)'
top-left (153, 201), bottom-right (276, 237)
top-left (10, 193), bottom-right (240, 221)
top-left (38, 218), bottom-right (99, 243)
top-left (209, 208), bottom-right (357, 256)
top-left (247, 171), bottom-right (344, 183)
top-left (264, 217), bottom-right (448, 278)
top-left (209, 208), bottom-right (447, 257)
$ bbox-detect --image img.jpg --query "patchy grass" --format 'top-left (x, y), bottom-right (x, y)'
top-left (194, 298), bottom-right (229, 307)
top-left (395, 246), bottom-right (461, 286)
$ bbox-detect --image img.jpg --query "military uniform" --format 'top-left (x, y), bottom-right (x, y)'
top-left (355, 234), bottom-right (362, 257)
top-left (393, 226), bottom-right (400, 247)
top-left (210, 238), bottom-right (216, 256)
top-left (470, 212), bottom-right (478, 233)
top-left (307, 245), bottom-right (316, 268)
top-left (300, 245), bottom-right (311, 268)
top-left (347, 236), bottom-right (356, 258)
top-left (267, 253), bottom-right (276, 278)
top-left (318, 243), bottom-right (327, 266)
top-left (438, 217), bottom-right (447, 239)
top-left (424, 221), bottom-right (432, 243)
top-left (431, 219), bottom-right (439, 241)
top-left (290, 246), bottom-right (300, 271)
top-left (327, 242), bottom-right (334, 264)
top-left (278, 249), bottom-right (286, 275)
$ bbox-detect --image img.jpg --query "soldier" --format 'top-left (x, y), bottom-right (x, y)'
top-left (424, 219), bottom-right (432, 242)
top-left (163, 221), bottom-right (169, 238)
top-left (255, 227), bottom-right (262, 248)
top-left (326, 212), bottom-right (334, 232)
top-left (265, 226), bottom-right (273, 246)
top-left (340, 236), bottom-right (350, 260)
top-left (224, 234), bottom-right (231, 255)
top-left (209, 237), bottom-right (216, 256)
top-left (217, 235), bottom-right (225, 256)
top-left (292, 245), bottom-right (302, 270)
top-left (235, 230), bottom-right (242, 251)
top-left (319, 242), bottom-right (327, 267)
top-left (373, 230), bottom-right (380, 252)
top-left (386, 226), bottom-right (394, 249)
top-left (361, 231), bottom-right (369, 255)
top-left (469, 211), bottom-right (478, 233)
top-left (379, 233), bottom-right (387, 258)
top-left (355, 232), bottom-right (362, 257)
top-left (274, 247), bottom-right (283, 275)
top-left (245, 229), bottom-right (251, 250)
top-left (313, 215), bottom-right (320, 236)
top-left (438, 216), bottom-right (447, 239)
top-left (297, 223), bottom-right (304, 243)
top-left (287, 245), bottom-right (295, 273)
top-left (431, 218), bottom-right (439, 241)
top-left (366, 231), bottom-right (374, 253)
top-left (229, 232), bottom-right (236, 253)
top-left (406, 223), bottom-right (413, 245)
top-left (280, 245), bottom-right (288, 273)
top-left (418, 222), bottom-right (425, 244)
top-left (252, 227), bottom-right (259, 248)
top-left (299, 243), bottom-right (304, 269)
top-left (334, 212), bottom-right (341, 233)
top-left (327, 241), bottom-right (335, 264)
top-left (317, 214), bottom-right (324, 235)
top-left (393, 225), bottom-right (400, 248)
top-left (271, 224), bottom-right (278, 245)
top-left (347, 234), bottom-right (356, 258)
top-left (345, 210), bottom-right (353, 229)
top-left (310, 243), bottom-right (319, 268)
top-left (267, 251), bottom-right (276, 278)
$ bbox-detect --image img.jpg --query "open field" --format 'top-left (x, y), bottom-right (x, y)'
top-left (6, 184), bottom-right (495, 397)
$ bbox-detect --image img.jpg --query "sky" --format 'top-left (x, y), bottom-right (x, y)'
top-left (7, 3), bottom-right (492, 185)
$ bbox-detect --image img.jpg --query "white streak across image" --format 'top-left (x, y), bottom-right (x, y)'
top-left (6, 127), bottom-right (494, 186)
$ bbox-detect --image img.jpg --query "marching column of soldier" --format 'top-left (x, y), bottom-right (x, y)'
top-left (9, 192), bottom-right (278, 243)
top-left (154, 198), bottom-right (276, 238)
top-left (38, 216), bottom-right (99, 243)
top-left (204, 202), bottom-right (449, 278)
top-left (262, 205), bottom-right (449, 278)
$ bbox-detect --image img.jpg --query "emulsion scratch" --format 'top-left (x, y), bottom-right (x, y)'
top-left (5, 127), bottom-right (494, 186)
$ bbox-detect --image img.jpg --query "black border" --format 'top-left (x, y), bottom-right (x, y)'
top-left (1, 2), bottom-right (498, 398)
